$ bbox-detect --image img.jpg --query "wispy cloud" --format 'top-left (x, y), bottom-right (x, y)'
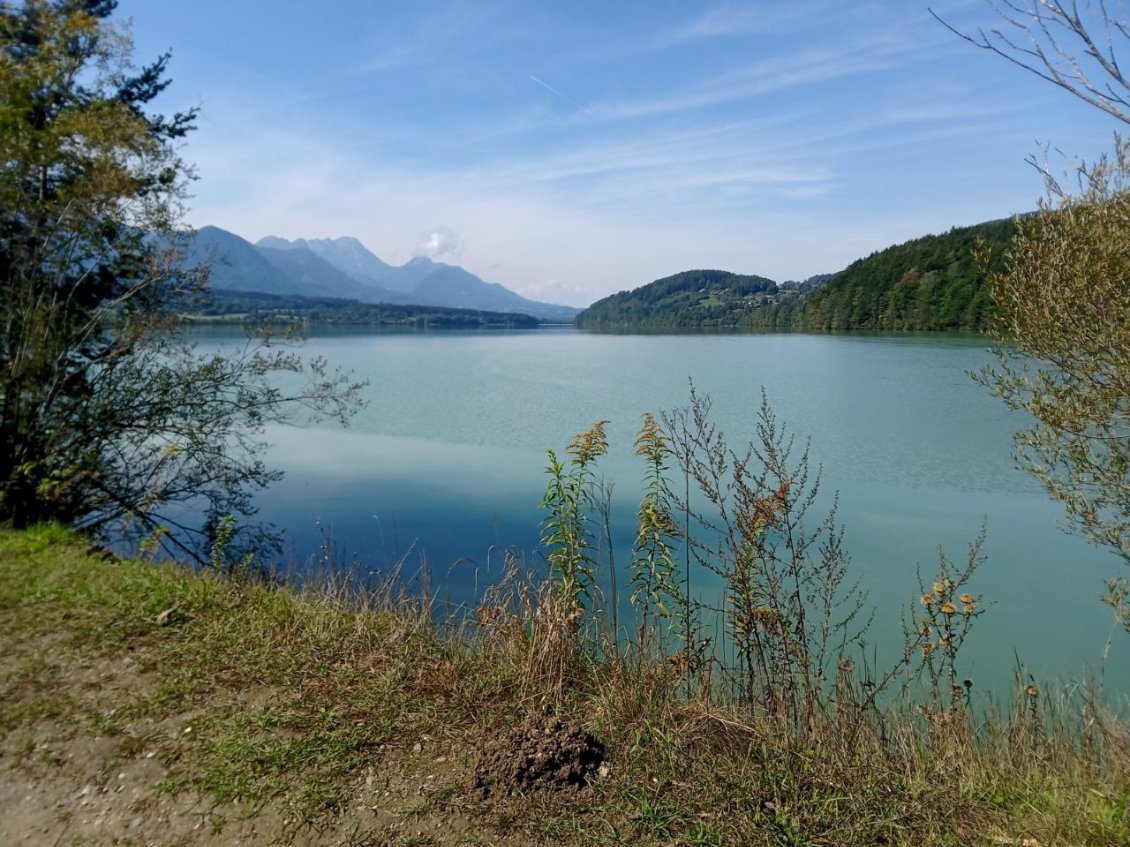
top-left (146, 0), bottom-right (1119, 306)
top-left (593, 34), bottom-right (921, 120)
top-left (657, 2), bottom-right (841, 46)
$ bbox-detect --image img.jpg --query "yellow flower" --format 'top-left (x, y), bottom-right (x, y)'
top-left (941, 602), bottom-right (957, 616)
top-left (933, 582), bottom-right (946, 594)
top-left (921, 593), bottom-right (936, 606)
top-left (923, 642), bottom-right (935, 658)
top-left (962, 603), bottom-right (975, 615)
top-left (1025, 684), bottom-right (1039, 698)
top-left (959, 593), bottom-right (973, 604)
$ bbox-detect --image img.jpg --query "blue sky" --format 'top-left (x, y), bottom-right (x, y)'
top-left (122, 1), bottom-right (1119, 306)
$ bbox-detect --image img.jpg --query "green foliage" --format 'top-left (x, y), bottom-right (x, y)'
top-left (575, 221), bottom-right (1015, 334)
top-left (187, 290), bottom-right (541, 329)
top-left (6, 522), bottom-right (1125, 846)
top-left (575, 269), bottom-right (779, 330)
top-left (545, 390), bottom-right (985, 727)
top-left (540, 421), bottom-right (609, 613)
top-left (660, 389), bottom-right (879, 719)
top-left (629, 413), bottom-right (684, 653)
top-left (0, 2), bottom-right (364, 560)
top-left (979, 140), bottom-right (1130, 631)
top-left (788, 218), bottom-right (1016, 332)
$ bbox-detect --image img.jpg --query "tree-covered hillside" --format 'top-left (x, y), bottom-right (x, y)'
top-left (575, 270), bottom-right (778, 330)
top-left (780, 219), bottom-right (1017, 332)
top-left (575, 219), bottom-right (1017, 333)
top-left (186, 290), bottom-right (540, 329)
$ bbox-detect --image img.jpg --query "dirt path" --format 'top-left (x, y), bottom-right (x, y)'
top-left (0, 631), bottom-right (524, 846)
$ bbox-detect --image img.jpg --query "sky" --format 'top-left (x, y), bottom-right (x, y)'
top-left (121, 0), bottom-right (1123, 307)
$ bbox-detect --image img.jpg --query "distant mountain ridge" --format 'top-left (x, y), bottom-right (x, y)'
top-left (183, 227), bottom-right (579, 322)
top-left (257, 235), bottom-right (397, 289)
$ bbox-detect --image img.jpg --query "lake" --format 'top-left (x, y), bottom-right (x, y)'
top-left (197, 327), bottom-right (1126, 697)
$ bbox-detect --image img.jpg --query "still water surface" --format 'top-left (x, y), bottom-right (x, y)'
top-left (201, 328), bottom-right (1125, 695)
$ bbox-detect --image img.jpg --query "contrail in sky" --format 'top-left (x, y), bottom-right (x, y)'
top-left (528, 74), bottom-right (590, 113)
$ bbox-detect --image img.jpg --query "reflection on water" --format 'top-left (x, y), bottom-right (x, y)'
top-left (194, 328), bottom-right (1127, 697)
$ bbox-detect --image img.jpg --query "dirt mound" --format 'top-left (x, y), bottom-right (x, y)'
top-left (473, 711), bottom-right (604, 797)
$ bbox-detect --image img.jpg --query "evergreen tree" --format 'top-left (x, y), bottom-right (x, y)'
top-left (0, 1), bottom-right (363, 560)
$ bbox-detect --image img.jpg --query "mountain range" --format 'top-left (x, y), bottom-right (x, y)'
top-left (183, 227), bottom-right (580, 323)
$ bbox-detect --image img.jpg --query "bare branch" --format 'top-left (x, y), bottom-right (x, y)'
top-left (931, 1), bottom-right (1130, 123)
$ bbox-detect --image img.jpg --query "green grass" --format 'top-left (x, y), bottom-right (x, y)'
top-left (2, 524), bottom-right (1129, 845)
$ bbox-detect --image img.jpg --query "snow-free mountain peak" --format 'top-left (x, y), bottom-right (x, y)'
top-left (256, 235), bottom-right (395, 290)
top-left (186, 227), bottom-right (580, 321)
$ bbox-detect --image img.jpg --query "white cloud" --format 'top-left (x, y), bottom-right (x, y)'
top-left (416, 227), bottom-right (464, 259)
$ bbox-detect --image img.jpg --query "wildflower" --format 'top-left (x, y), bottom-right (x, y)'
top-left (933, 582), bottom-right (946, 594)
top-left (923, 642), bottom-right (935, 658)
top-left (921, 593), bottom-right (936, 606)
top-left (962, 603), bottom-right (975, 615)
top-left (919, 623), bottom-right (931, 637)
top-left (1025, 684), bottom-right (1039, 698)
top-left (753, 607), bottom-right (780, 633)
top-left (568, 420), bottom-right (609, 464)
top-left (939, 636), bottom-right (951, 647)
top-left (959, 593), bottom-right (973, 604)
top-left (941, 602), bottom-right (957, 616)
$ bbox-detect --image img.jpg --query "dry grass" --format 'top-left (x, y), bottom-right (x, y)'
top-left (1, 524), bottom-right (1128, 846)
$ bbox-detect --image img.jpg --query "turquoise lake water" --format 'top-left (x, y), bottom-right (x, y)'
top-left (196, 327), bottom-right (1127, 697)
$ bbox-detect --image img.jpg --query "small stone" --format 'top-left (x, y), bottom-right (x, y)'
top-left (434, 756), bottom-right (447, 763)
top-left (129, 816), bottom-right (144, 829)
top-left (412, 742), bottom-right (423, 755)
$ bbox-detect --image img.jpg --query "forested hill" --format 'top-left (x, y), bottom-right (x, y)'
top-left (574, 269), bottom-right (779, 330)
top-left (575, 218), bottom-right (1017, 332)
top-left (788, 218), bottom-right (1017, 332)
top-left (184, 290), bottom-right (540, 329)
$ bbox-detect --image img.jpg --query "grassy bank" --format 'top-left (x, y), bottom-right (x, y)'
top-left (1, 525), bottom-right (1129, 846)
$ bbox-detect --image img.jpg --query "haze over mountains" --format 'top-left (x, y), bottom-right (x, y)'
top-left (185, 226), bottom-right (580, 322)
